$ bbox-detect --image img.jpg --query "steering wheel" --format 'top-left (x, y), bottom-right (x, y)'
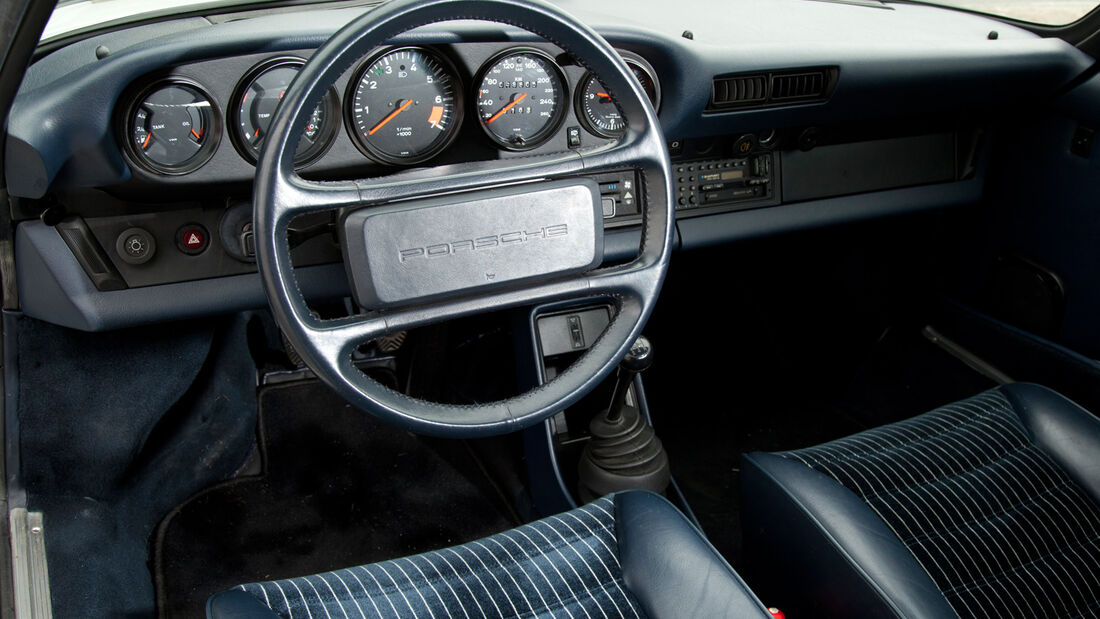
top-left (254, 0), bottom-right (673, 437)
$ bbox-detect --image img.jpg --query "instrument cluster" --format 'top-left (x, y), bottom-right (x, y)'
top-left (120, 45), bottom-right (660, 176)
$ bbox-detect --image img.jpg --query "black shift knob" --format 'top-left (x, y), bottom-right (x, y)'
top-left (621, 336), bottom-right (653, 373)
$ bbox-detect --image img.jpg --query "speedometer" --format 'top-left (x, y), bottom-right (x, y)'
top-left (475, 49), bottom-right (566, 150)
top-left (345, 47), bottom-right (462, 165)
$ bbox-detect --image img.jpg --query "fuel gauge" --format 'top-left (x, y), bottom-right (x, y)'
top-left (127, 80), bottom-right (219, 175)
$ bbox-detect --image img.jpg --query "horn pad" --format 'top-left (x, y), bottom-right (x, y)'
top-left (340, 178), bottom-right (604, 308)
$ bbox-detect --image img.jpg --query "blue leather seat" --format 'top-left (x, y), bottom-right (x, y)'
top-left (207, 490), bottom-right (770, 618)
top-left (741, 383), bottom-right (1100, 618)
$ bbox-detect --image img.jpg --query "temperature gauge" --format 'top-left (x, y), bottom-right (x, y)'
top-left (231, 58), bottom-right (339, 166)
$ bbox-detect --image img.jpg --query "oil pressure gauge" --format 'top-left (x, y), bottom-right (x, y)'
top-left (231, 58), bottom-right (339, 166)
top-left (126, 79), bottom-right (220, 175)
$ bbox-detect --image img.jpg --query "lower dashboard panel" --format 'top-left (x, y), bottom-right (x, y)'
top-left (14, 219), bottom-right (662, 332)
top-left (677, 175), bottom-right (983, 249)
top-left (15, 221), bottom-right (350, 332)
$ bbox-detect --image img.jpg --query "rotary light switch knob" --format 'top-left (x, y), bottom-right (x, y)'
top-left (116, 227), bottom-right (156, 265)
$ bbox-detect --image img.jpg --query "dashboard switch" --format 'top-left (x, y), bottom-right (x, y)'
top-left (116, 227), bottom-right (156, 265)
top-left (601, 197), bottom-right (617, 218)
top-left (176, 224), bottom-right (208, 255)
top-left (567, 126), bottom-right (582, 148)
top-left (734, 134), bottom-right (755, 154)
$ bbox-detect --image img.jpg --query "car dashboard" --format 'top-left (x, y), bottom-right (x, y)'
top-left (6, 0), bottom-right (1091, 331)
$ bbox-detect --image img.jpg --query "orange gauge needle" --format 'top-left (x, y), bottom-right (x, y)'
top-left (487, 92), bottom-right (527, 124)
top-left (596, 92), bottom-right (612, 100)
top-left (369, 99), bottom-right (413, 136)
top-left (191, 129), bottom-right (203, 140)
top-left (141, 133), bottom-right (152, 149)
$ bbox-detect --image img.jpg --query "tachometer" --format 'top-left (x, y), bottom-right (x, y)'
top-left (345, 47), bottom-right (462, 165)
top-left (576, 54), bottom-right (661, 139)
top-left (126, 80), bottom-right (219, 175)
top-left (475, 49), bottom-right (566, 150)
top-left (231, 58), bottom-right (338, 166)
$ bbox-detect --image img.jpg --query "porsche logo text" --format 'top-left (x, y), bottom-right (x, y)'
top-left (398, 224), bottom-right (569, 263)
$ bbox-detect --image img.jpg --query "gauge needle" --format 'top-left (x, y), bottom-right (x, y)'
top-left (191, 129), bottom-right (203, 140)
top-left (141, 133), bottom-right (152, 149)
top-left (487, 93), bottom-right (527, 124)
top-left (596, 92), bottom-right (612, 100)
top-left (369, 99), bottom-right (413, 136)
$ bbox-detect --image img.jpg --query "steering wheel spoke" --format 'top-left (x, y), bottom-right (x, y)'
top-left (302, 314), bottom-right (389, 363)
top-left (586, 260), bottom-right (656, 302)
top-left (268, 175), bottom-right (363, 223)
top-left (351, 151), bottom-right (588, 205)
top-left (579, 132), bottom-right (661, 176)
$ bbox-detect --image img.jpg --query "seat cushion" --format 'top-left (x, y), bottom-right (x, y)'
top-left (209, 491), bottom-right (770, 618)
top-left (742, 383), bottom-right (1100, 619)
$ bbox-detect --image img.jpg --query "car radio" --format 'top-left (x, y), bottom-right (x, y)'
top-left (674, 152), bottom-right (780, 215)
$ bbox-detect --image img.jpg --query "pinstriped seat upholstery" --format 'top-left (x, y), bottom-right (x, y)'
top-left (207, 494), bottom-right (774, 619)
top-left (208, 492), bottom-right (771, 619)
top-left (748, 385), bottom-right (1100, 618)
top-left (229, 496), bottom-right (643, 618)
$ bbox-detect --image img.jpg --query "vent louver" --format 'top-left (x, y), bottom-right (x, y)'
top-left (709, 67), bottom-right (836, 110)
top-left (771, 72), bottom-right (826, 101)
top-left (712, 75), bottom-right (768, 106)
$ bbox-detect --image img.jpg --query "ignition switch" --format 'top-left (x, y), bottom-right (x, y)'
top-left (219, 201), bottom-right (255, 263)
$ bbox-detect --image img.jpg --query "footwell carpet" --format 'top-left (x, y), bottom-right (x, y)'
top-left (154, 380), bottom-right (514, 617)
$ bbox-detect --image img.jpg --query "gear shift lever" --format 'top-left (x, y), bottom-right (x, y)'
top-left (578, 336), bottom-right (670, 502)
top-left (605, 337), bottom-right (653, 423)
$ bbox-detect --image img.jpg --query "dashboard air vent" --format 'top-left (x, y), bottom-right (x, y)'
top-left (712, 75), bottom-right (767, 106)
top-left (771, 71), bottom-right (826, 101)
top-left (709, 66), bottom-right (837, 111)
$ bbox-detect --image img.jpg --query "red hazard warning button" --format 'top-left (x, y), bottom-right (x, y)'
top-left (176, 224), bottom-right (208, 255)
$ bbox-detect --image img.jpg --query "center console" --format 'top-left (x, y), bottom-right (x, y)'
top-left (521, 301), bottom-right (698, 522)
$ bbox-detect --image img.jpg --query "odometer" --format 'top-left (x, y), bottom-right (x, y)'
top-left (475, 49), bottom-right (566, 150)
top-left (346, 47), bottom-right (462, 165)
